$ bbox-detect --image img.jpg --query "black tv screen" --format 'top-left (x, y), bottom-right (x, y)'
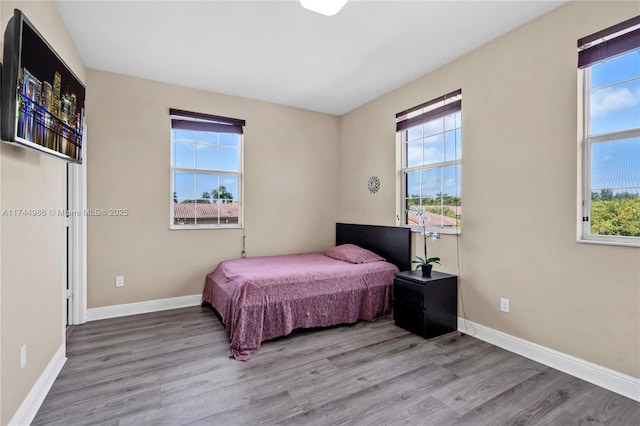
top-left (1, 9), bottom-right (85, 163)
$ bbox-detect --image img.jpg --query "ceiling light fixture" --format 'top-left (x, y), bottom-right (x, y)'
top-left (300, 0), bottom-right (349, 16)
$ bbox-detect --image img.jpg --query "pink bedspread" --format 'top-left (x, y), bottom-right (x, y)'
top-left (202, 252), bottom-right (398, 360)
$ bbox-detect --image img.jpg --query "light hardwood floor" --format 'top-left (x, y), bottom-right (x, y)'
top-left (33, 306), bottom-right (639, 425)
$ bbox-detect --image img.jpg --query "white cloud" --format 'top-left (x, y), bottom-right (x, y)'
top-left (407, 143), bottom-right (422, 166)
top-left (443, 177), bottom-right (460, 195)
top-left (444, 177), bottom-right (457, 187)
top-left (424, 146), bottom-right (442, 163)
top-left (423, 120), bottom-right (443, 137)
top-left (591, 86), bottom-right (640, 118)
top-left (222, 177), bottom-right (236, 185)
top-left (422, 174), bottom-right (439, 191)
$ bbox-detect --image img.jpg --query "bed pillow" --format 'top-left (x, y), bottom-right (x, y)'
top-left (324, 244), bottom-right (385, 264)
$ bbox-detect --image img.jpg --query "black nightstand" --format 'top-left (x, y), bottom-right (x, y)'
top-left (393, 270), bottom-right (458, 339)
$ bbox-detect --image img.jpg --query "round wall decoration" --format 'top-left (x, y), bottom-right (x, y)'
top-left (368, 176), bottom-right (380, 193)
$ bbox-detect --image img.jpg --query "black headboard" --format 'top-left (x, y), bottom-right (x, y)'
top-left (335, 223), bottom-right (411, 272)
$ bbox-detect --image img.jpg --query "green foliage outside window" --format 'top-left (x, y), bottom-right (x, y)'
top-left (179, 186), bottom-right (234, 204)
top-left (407, 194), bottom-right (460, 208)
top-left (425, 206), bottom-right (457, 219)
top-left (590, 191), bottom-right (640, 237)
top-left (406, 194), bottom-right (461, 227)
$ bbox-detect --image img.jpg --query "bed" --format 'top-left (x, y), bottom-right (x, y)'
top-left (202, 223), bottom-right (411, 360)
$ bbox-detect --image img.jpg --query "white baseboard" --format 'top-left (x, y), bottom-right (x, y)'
top-left (458, 318), bottom-right (640, 402)
top-left (87, 294), bottom-right (202, 321)
top-left (9, 344), bottom-right (66, 426)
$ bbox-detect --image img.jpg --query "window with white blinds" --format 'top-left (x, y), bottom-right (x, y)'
top-left (397, 90), bottom-right (462, 232)
top-left (170, 109), bottom-right (245, 229)
top-left (579, 16), bottom-right (640, 245)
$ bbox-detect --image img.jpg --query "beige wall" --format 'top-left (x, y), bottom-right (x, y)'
top-left (86, 70), bottom-right (340, 308)
top-left (339, 1), bottom-right (640, 378)
top-left (2, 1), bottom-right (638, 421)
top-left (0, 1), bottom-right (87, 424)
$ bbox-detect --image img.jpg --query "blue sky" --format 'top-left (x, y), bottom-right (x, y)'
top-left (590, 50), bottom-right (640, 134)
top-left (406, 111), bottom-right (461, 201)
top-left (172, 130), bottom-right (240, 201)
top-left (590, 49), bottom-right (640, 194)
top-left (592, 137), bottom-right (640, 193)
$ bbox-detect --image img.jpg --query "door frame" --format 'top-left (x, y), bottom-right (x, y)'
top-left (66, 141), bottom-right (87, 325)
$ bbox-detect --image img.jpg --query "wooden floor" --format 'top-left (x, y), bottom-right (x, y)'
top-left (33, 306), bottom-right (639, 425)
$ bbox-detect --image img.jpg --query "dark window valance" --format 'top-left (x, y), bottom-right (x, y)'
top-left (578, 15), bottom-right (640, 69)
top-left (396, 89), bottom-right (461, 132)
top-left (170, 108), bottom-right (245, 134)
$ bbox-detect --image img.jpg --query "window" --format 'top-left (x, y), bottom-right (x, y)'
top-left (397, 90), bottom-right (462, 232)
top-left (170, 109), bottom-right (245, 229)
top-left (579, 16), bottom-right (640, 245)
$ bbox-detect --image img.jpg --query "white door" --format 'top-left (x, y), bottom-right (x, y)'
top-left (66, 145), bottom-right (88, 325)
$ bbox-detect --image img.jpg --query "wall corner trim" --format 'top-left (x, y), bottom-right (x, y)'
top-left (458, 318), bottom-right (640, 402)
top-left (87, 294), bottom-right (202, 322)
top-left (9, 344), bottom-right (67, 426)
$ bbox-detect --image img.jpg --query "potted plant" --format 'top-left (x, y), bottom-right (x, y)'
top-left (410, 207), bottom-right (441, 277)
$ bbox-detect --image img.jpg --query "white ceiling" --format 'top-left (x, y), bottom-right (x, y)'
top-left (56, 1), bottom-right (567, 115)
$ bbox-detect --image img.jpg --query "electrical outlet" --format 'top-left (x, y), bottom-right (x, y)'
top-left (115, 275), bottom-right (124, 287)
top-left (500, 298), bottom-right (510, 313)
top-left (20, 345), bottom-right (27, 370)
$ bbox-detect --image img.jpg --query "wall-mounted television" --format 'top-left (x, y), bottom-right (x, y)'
top-left (1, 9), bottom-right (85, 163)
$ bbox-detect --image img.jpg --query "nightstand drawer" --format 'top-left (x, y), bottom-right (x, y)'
top-left (393, 278), bottom-right (424, 308)
top-left (394, 301), bottom-right (424, 336)
top-left (393, 270), bottom-right (458, 339)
